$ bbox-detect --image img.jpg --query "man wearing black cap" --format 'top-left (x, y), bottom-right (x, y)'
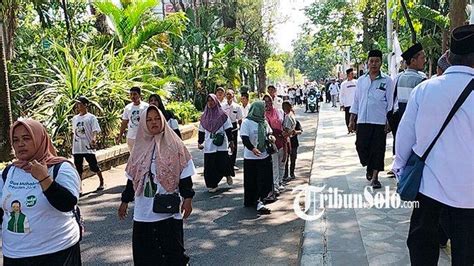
top-left (72, 96), bottom-right (105, 191)
top-left (116, 87), bottom-right (149, 151)
top-left (393, 25), bottom-right (474, 265)
top-left (348, 49), bottom-right (394, 189)
top-left (339, 68), bottom-right (357, 133)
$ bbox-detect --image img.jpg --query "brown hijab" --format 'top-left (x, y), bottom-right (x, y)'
top-left (10, 119), bottom-right (69, 172)
top-left (125, 106), bottom-right (192, 195)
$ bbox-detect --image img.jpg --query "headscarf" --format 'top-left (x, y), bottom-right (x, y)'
top-left (263, 95), bottom-right (283, 131)
top-left (125, 106), bottom-right (192, 195)
top-left (200, 94), bottom-right (228, 134)
top-left (149, 94), bottom-right (173, 121)
top-left (10, 119), bottom-right (69, 172)
top-left (246, 101), bottom-right (268, 152)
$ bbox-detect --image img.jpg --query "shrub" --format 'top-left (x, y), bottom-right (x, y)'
top-left (167, 101), bottom-right (201, 124)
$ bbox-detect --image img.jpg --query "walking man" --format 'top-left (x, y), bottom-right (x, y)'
top-left (73, 96), bottom-right (105, 191)
top-left (116, 87), bottom-right (149, 151)
top-left (329, 80), bottom-right (340, 107)
top-left (393, 25), bottom-right (474, 266)
top-left (339, 68), bottom-right (357, 133)
top-left (349, 50), bottom-right (393, 189)
top-left (240, 92), bottom-right (251, 119)
top-left (221, 89), bottom-right (243, 170)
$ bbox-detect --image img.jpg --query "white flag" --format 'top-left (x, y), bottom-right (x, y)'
top-left (390, 32), bottom-right (403, 79)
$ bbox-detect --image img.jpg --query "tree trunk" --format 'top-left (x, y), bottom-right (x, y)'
top-left (0, 23), bottom-right (13, 161)
top-left (400, 0), bottom-right (417, 44)
top-left (61, 0), bottom-right (73, 42)
top-left (449, 0), bottom-right (467, 32)
top-left (257, 57), bottom-right (266, 95)
top-left (442, 29), bottom-right (448, 52)
top-left (90, 3), bottom-right (110, 35)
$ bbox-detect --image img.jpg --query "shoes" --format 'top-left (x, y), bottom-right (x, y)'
top-left (96, 185), bottom-right (105, 191)
top-left (208, 187), bottom-right (218, 193)
top-left (233, 166), bottom-right (239, 170)
top-left (371, 180), bottom-right (382, 189)
top-left (387, 170), bottom-right (395, 178)
top-left (257, 201), bottom-right (271, 215)
top-left (226, 176), bottom-right (233, 186)
top-left (278, 184), bottom-right (286, 191)
top-left (366, 170), bottom-right (373, 181)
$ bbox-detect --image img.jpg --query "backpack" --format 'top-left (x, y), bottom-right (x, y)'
top-left (2, 162), bottom-right (84, 241)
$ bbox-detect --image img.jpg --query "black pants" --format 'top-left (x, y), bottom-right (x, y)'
top-left (284, 146), bottom-right (298, 178)
top-left (408, 193), bottom-right (474, 266)
top-left (387, 110), bottom-right (400, 155)
top-left (4, 242), bottom-right (81, 266)
top-left (243, 157), bottom-right (273, 207)
top-left (133, 219), bottom-right (189, 266)
top-left (355, 124), bottom-right (386, 172)
top-left (344, 107), bottom-right (351, 130)
top-left (203, 151), bottom-right (234, 188)
top-left (73, 153), bottom-right (100, 177)
top-left (230, 123), bottom-right (238, 167)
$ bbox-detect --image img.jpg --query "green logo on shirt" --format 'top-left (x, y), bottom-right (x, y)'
top-left (25, 195), bottom-right (37, 207)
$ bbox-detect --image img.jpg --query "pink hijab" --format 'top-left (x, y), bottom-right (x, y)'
top-left (200, 94), bottom-right (228, 134)
top-left (263, 95), bottom-right (283, 131)
top-left (10, 119), bottom-right (69, 173)
top-left (125, 106), bottom-right (192, 195)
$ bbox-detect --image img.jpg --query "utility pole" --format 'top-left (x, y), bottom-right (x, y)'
top-left (386, 0), bottom-right (393, 70)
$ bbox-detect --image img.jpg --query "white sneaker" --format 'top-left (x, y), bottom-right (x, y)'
top-left (278, 185), bottom-right (285, 191)
top-left (226, 176), bottom-right (233, 186)
top-left (208, 187), bottom-right (218, 193)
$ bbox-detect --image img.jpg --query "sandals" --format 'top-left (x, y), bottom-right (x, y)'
top-left (372, 180), bottom-right (382, 189)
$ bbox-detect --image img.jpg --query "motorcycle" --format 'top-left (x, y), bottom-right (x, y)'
top-left (307, 93), bottom-right (319, 113)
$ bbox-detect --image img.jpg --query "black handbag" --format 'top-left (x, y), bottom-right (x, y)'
top-left (211, 132), bottom-right (225, 146)
top-left (265, 137), bottom-right (277, 154)
top-left (153, 193), bottom-right (181, 214)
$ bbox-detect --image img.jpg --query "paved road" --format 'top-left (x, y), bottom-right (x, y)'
top-left (77, 105), bottom-right (319, 265)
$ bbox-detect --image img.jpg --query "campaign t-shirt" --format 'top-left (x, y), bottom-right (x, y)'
top-left (198, 118), bottom-right (233, 153)
top-left (0, 163), bottom-right (80, 258)
top-left (127, 158), bottom-right (196, 222)
top-left (72, 113), bottom-right (101, 154)
top-left (240, 119), bottom-right (272, 160)
top-left (122, 102), bottom-right (149, 139)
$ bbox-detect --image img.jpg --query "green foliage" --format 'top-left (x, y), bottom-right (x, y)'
top-left (266, 57), bottom-right (285, 84)
top-left (166, 101), bottom-right (201, 124)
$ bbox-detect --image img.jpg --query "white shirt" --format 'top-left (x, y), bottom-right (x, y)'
top-left (221, 101), bottom-right (243, 123)
top-left (240, 104), bottom-right (250, 118)
top-left (240, 119), bottom-right (272, 160)
top-left (339, 79), bottom-right (358, 107)
top-left (0, 163), bottom-right (80, 258)
top-left (121, 102), bottom-right (149, 139)
top-left (167, 118), bottom-right (179, 131)
top-left (128, 158), bottom-right (196, 222)
top-left (350, 72), bottom-right (394, 125)
top-left (329, 84), bottom-right (340, 95)
top-left (198, 118), bottom-right (233, 153)
top-left (72, 113), bottom-right (101, 154)
top-left (271, 96), bottom-right (283, 110)
top-left (393, 66), bottom-right (474, 208)
top-left (289, 90), bottom-right (296, 99)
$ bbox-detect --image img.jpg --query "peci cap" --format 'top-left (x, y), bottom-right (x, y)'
top-left (402, 43), bottom-right (423, 61)
top-left (130, 87), bottom-right (141, 95)
top-left (437, 51), bottom-right (451, 72)
top-left (75, 96), bottom-right (90, 105)
top-left (450, 24), bottom-right (474, 55)
top-left (368, 49), bottom-right (383, 59)
top-left (346, 68), bottom-right (354, 75)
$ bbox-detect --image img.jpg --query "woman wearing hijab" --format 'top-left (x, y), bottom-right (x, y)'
top-left (198, 94), bottom-right (234, 193)
top-left (118, 105), bottom-right (195, 265)
top-left (263, 95), bottom-right (287, 195)
top-left (0, 119), bottom-right (81, 265)
top-left (148, 94), bottom-right (182, 139)
top-left (240, 101), bottom-right (273, 215)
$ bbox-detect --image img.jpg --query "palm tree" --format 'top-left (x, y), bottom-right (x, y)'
top-left (0, 21), bottom-right (13, 161)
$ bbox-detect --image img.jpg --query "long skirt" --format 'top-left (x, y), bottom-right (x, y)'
top-left (4, 242), bottom-right (81, 266)
top-left (204, 151), bottom-right (234, 188)
top-left (355, 123), bottom-right (386, 172)
top-left (243, 156), bottom-right (273, 207)
top-left (133, 218), bottom-right (188, 266)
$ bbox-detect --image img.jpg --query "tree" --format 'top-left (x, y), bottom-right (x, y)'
top-left (265, 56), bottom-right (285, 84)
top-left (449, 0), bottom-right (468, 32)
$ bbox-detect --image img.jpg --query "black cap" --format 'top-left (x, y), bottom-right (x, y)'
top-left (450, 25), bottom-right (474, 55)
top-left (368, 49), bottom-right (383, 59)
top-left (402, 43), bottom-right (423, 61)
top-left (346, 68), bottom-right (354, 75)
top-left (75, 96), bottom-right (90, 105)
top-left (130, 86), bottom-right (141, 94)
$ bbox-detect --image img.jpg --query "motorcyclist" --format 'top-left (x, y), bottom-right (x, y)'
top-left (305, 87), bottom-right (318, 112)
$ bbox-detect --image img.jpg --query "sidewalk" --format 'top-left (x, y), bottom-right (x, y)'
top-left (299, 103), bottom-right (451, 265)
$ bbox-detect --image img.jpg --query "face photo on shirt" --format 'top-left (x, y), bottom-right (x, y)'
top-left (75, 121), bottom-right (86, 139)
top-left (131, 110), bottom-right (140, 128)
top-left (7, 200), bottom-right (31, 234)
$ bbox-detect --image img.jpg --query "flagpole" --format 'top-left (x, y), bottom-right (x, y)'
top-left (387, 0), bottom-right (393, 69)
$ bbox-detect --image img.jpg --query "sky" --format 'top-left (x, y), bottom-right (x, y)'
top-left (272, 0), bottom-right (314, 52)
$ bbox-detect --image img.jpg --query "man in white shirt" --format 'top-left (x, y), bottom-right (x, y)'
top-left (349, 50), bottom-right (394, 189)
top-left (215, 87), bottom-right (225, 104)
top-left (240, 92), bottom-right (250, 119)
top-left (116, 87), bottom-right (149, 151)
top-left (267, 85), bottom-right (283, 110)
top-left (221, 89), bottom-right (243, 170)
top-left (73, 96), bottom-right (105, 191)
top-left (339, 68), bottom-right (358, 133)
top-left (329, 80), bottom-right (340, 107)
top-left (393, 25), bottom-right (474, 266)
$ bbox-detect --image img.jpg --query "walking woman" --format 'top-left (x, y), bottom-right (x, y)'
top-left (263, 95), bottom-right (286, 194)
top-left (198, 94), bottom-right (234, 192)
top-left (240, 101), bottom-right (273, 215)
top-left (118, 105), bottom-right (196, 265)
top-left (1, 119), bottom-right (81, 265)
top-left (148, 94), bottom-right (182, 139)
